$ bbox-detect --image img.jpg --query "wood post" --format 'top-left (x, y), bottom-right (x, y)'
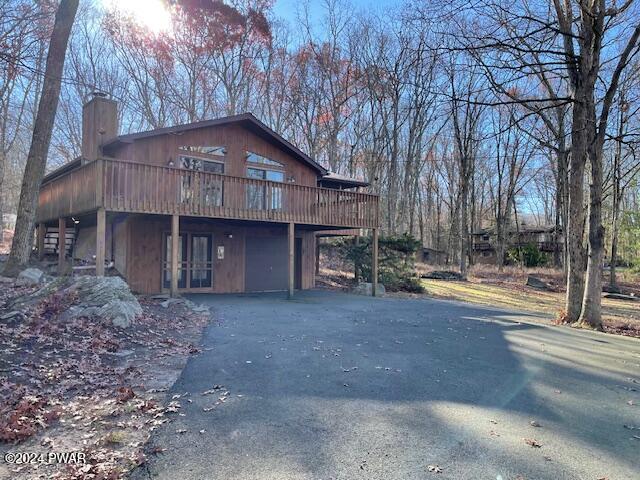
top-left (170, 214), bottom-right (179, 297)
top-left (37, 223), bottom-right (46, 260)
top-left (58, 218), bottom-right (66, 274)
top-left (315, 236), bottom-right (320, 275)
top-left (372, 228), bottom-right (379, 297)
top-left (96, 208), bottom-right (106, 276)
top-left (288, 222), bottom-right (295, 299)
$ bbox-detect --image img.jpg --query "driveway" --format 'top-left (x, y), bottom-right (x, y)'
top-left (135, 291), bottom-right (640, 480)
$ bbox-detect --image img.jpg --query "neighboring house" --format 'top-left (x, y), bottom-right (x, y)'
top-left (471, 224), bottom-right (562, 265)
top-left (416, 247), bottom-right (447, 265)
top-left (36, 93), bottom-right (379, 296)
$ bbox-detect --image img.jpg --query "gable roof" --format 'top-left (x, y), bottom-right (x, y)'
top-left (102, 112), bottom-right (328, 175)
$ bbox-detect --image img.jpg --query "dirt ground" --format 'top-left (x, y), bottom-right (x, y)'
top-left (0, 281), bottom-right (210, 480)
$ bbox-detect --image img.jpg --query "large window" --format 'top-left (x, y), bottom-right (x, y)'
top-left (247, 151), bottom-right (284, 167)
top-left (180, 145), bottom-right (226, 157)
top-left (246, 167), bottom-right (284, 210)
top-left (180, 155), bottom-right (224, 207)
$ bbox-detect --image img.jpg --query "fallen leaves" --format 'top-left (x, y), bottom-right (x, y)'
top-left (116, 387), bottom-right (135, 403)
top-left (524, 438), bottom-right (542, 448)
top-left (0, 284), bottom-right (210, 480)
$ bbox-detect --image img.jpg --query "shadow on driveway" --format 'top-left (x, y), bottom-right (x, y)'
top-left (134, 290), bottom-right (640, 480)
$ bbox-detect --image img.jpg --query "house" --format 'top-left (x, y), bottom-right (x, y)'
top-left (416, 247), bottom-right (446, 265)
top-left (36, 93), bottom-right (379, 296)
top-left (471, 224), bottom-right (562, 265)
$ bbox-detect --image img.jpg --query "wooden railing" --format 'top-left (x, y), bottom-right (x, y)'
top-left (37, 160), bottom-right (99, 222)
top-left (38, 158), bottom-right (379, 228)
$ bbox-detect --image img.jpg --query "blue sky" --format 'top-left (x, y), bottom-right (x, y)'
top-left (272, 0), bottom-right (401, 26)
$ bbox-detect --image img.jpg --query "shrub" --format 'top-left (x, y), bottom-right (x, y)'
top-left (506, 243), bottom-right (549, 268)
top-left (336, 233), bottom-right (425, 293)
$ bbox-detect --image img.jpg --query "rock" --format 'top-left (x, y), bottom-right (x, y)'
top-left (603, 292), bottom-right (638, 302)
top-left (421, 270), bottom-right (464, 281)
top-left (602, 284), bottom-right (622, 294)
top-left (0, 276), bottom-right (14, 284)
top-left (191, 304), bottom-right (210, 313)
top-left (160, 298), bottom-right (184, 308)
top-left (526, 275), bottom-right (553, 291)
top-left (64, 276), bottom-right (142, 328)
top-left (15, 267), bottom-right (45, 286)
top-left (353, 282), bottom-right (386, 296)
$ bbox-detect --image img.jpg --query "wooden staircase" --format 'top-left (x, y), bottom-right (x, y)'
top-left (43, 226), bottom-right (75, 256)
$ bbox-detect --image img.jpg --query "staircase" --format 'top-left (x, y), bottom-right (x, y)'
top-left (43, 226), bottom-right (75, 256)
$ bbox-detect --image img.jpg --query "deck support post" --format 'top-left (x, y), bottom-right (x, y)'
top-left (372, 228), bottom-right (379, 297)
top-left (170, 214), bottom-right (179, 297)
top-left (315, 236), bottom-right (320, 275)
top-left (58, 218), bottom-right (66, 274)
top-left (96, 208), bottom-right (106, 277)
top-left (288, 222), bottom-right (295, 299)
top-left (37, 223), bottom-right (46, 260)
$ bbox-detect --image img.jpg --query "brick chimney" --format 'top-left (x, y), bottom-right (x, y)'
top-left (81, 92), bottom-right (118, 163)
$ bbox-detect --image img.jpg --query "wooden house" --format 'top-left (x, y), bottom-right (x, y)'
top-left (36, 94), bottom-right (379, 296)
top-left (471, 224), bottom-right (562, 265)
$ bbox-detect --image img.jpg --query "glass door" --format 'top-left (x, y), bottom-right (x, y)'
top-left (163, 234), bottom-right (187, 289)
top-left (190, 234), bottom-right (213, 288)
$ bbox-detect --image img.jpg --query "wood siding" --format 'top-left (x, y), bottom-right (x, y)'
top-left (122, 215), bottom-right (315, 294)
top-left (105, 123), bottom-right (318, 186)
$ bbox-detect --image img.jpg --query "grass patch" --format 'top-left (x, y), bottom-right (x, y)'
top-left (421, 278), bottom-right (640, 336)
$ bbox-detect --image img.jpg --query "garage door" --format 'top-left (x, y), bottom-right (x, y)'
top-left (245, 235), bottom-right (288, 292)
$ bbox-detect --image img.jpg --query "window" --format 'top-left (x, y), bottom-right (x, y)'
top-left (246, 167), bottom-right (284, 210)
top-left (179, 145), bottom-right (226, 157)
top-left (180, 155), bottom-right (224, 207)
top-left (247, 151), bottom-right (284, 167)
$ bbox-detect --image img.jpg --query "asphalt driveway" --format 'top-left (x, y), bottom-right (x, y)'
top-left (135, 291), bottom-right (640, 480)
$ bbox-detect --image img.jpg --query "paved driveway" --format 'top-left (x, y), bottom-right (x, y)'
top-left (136, 291), bottom-right (640, 480)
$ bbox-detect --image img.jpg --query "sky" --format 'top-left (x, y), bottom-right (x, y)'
top-left (272, 0), bottom-right (401, 26)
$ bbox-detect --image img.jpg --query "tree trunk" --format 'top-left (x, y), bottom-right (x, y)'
top-left (609, 202), bottom-right (619, 291)
top-left (459, 166), bottom-right (469, 279)
top-left (578, 138), bottom-right (604, 330)
top-left (554, 149), bottom-right (568, 269)
top-left (2, 0), bottom-right (79, 276)
top-left (564, 101), bottom-right (587, 323)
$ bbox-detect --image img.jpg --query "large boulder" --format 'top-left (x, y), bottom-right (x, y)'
top-left (526, 275), bottom-right (553, 291)
top-left (63, 276), bottom-right (142, 328)
top-left (603, 292), bottom-right (638, 302)
top-left (421, 270), bottom-right (464, 281)
top-left (353, 282), bottom-right (386, 296)
top-left (15, 267), bottom-right (45, 286)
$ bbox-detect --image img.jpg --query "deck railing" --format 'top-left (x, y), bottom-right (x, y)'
top-left (37, 160), bottom-right (99, 221)
top-left (37, 158), bottom-right (379, 228)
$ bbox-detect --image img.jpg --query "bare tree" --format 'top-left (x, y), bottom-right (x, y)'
top-left (3, 0), bottom-right (79, 275)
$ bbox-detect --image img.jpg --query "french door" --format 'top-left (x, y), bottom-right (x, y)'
top-left (163, 233), bottom-right (213, 290)
top-left (190, 234), bottom-right (213, 288)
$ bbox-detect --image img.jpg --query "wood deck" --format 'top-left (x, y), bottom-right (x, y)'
top-left (37, 158), bottom-right (379, 229)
